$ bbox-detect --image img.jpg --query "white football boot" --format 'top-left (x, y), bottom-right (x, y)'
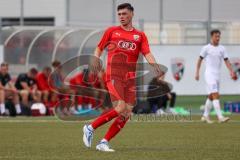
top-left (83, 125), bottom-right (94, 148)
top-left (201, 116), bottom-right (214, 124)
top-left (96, 140), bottom-right (115, 152)
top-left (218, 117), bottom-right (230, 123)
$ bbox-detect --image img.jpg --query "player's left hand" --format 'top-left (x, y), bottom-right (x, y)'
top-left (230, 71), bottom-right (237, 80)
top-left (153, 63), bottom-right (164, 77)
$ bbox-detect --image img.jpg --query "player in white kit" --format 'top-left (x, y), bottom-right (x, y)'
top-left (195, 29), bottom-right (236, 123)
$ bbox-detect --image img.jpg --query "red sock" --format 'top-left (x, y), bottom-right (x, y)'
top-left (104, 115), bottom-right (129, 141)
top-left (91, 109), bottom-right (118, 129)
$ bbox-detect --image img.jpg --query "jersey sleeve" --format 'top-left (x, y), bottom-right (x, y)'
top-left (222, 46), bottom-right (229, 60)
top-left (140, 32), bottom-right (150, 55)
top-left (97, 27), bottom-right (113, 51)
top-left (199, 46), bottom-right (207, 59)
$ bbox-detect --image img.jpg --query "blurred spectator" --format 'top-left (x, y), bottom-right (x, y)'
top-left (15, 68), bottom-right (41, 108)
top-left (147, 75), bottom-right (177, 115)
top-left (51, 60), bottom-right (63, 89)
top-left (51, 60), bottom-right (74, 95)
top-left (0, 62), bottom-right (21, 115)
top-left (70, 68), bottom-right (101, 111)
top-left (50, 60), bottom-right (75, 114)
top-left (36, 66), bottom-right (58, 109)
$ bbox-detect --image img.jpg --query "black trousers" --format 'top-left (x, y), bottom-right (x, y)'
top-left (148, 92), bottom-right (176, 110)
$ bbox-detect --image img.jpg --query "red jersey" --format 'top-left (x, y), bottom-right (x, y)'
top-left (98, 26), bottom-right (150, 81)
top-left (69, 72), bottom-right (101, 89)
top-left (36, 72), bottom-right (50, 91)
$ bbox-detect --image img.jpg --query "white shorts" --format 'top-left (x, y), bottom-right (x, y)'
top-left (204, 73), bottom-right (220, 94)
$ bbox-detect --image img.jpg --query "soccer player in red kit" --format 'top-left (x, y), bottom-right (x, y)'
top-left (83, 3), bottom-right (162, 152)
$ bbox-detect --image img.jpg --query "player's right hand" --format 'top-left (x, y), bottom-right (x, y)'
top-left (90, 56), bottom-right (102, 74)
top-left (195, 74), bottom-right (200, 81)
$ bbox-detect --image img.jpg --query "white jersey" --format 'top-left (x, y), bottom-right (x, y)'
top-left (200, 43), bottom-right (228, 77)
top-left (200, 44), bottom-right (229, 94)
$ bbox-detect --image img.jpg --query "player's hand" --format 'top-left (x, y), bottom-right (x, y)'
top-left (230, 71), bottom-right (237, 80)
top-left (195, 73), bottom-right (200, 81)
top-left (153, 63), bottom-right (164, 77)
top-left (90, 56), bottom-right (102, 74)
top-left (167, 93), bottom-right (172, 99)
top-left (31, 88), bottom-right (37, 94)
top-left (11, 88), bottom-right (18, 94)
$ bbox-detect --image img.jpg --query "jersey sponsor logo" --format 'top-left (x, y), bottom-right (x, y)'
top-left (171, 58), bottom-right (185, 81)
top-left (230, 57), bottom-right (240, 81)
top-left (118, 40), bottom-right (136, 50)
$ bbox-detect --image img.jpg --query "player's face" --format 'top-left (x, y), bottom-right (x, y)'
top-left (211, 33), bottom-right (221, 45)
top-left (43, 69), bottom-right (51, 77)
top-left (117, 9), bottom-right (133, 26)
top-left (29, 72), bottom-right (37, 79)
top-left (0, 65), bottom-right (8, 75)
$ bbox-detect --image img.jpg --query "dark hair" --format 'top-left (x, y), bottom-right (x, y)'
top-left (43, 66), bottom-right (52, 72)
top-left (117, 3), bottom-right (134, 12)
top-left (210, 29), bottom-right (221, 36)
top-left (29, 68), bottom-right (38, 75)
top-left (52, 60), bottom-right (61, 68)
top-left (1, 62), bottom-right (8, 67)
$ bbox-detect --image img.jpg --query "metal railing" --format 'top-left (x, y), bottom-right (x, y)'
top-left (1, 21), bottom-right (240, 76)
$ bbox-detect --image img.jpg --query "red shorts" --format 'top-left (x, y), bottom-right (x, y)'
top-left (106, 77), bottom-right (136, 105)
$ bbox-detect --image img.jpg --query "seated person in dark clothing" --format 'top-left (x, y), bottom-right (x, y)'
top-left (147, 75), bottom-right (177, 115)
top-left (15, 68), bottom-right (41, 108)
top-left (0, 62), bottom-right (21, 115)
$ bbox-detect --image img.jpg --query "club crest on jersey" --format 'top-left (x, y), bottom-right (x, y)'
top-left (230, 57), bottom-right (240, 81)
top-left (133, 34), bottom-right (140, 41)
top-left (171, 58), bottom-right (185, 81)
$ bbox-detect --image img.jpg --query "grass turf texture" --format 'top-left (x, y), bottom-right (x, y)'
top-left (176, 95), bottom-right (240, 108)
top-left (0, 95), bottom-right (240, 160)
top-left (0, 115), bottom-right (240, 160)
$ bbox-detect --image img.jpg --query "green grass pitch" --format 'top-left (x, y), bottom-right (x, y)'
top-left (0, 95), bottom-right (240, 160)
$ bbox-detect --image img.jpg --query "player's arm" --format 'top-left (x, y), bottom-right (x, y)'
top-left (0, 82), bottom-right (5, 90)
top-left (195, 57), bottom-right (203, 81)
top-left (6, 81), bottom-right (18, 93)
top-left (144, 53), bottom-right (163, 76)
top-left (224, 59), bottom-right (236, 79)
top-left (196, 46), bottom-right (207, 81)
top-left (91, 47), bottom-right (103, 73)
top-left (94, 47), bottom-right (103, 58)
top-left (20, 82), bottom-right (31, 91)
top-left (0, 81), bottom-right (15, 91)
top-left (141, 32), bottom-right (163, 76)
top-left (91, 28), bottom-right (112, 72)
top-left (222, 47), bottom-right (236, 79)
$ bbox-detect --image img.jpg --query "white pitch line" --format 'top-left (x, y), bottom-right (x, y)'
top-left (0, 119), bottom-right (240, 123)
